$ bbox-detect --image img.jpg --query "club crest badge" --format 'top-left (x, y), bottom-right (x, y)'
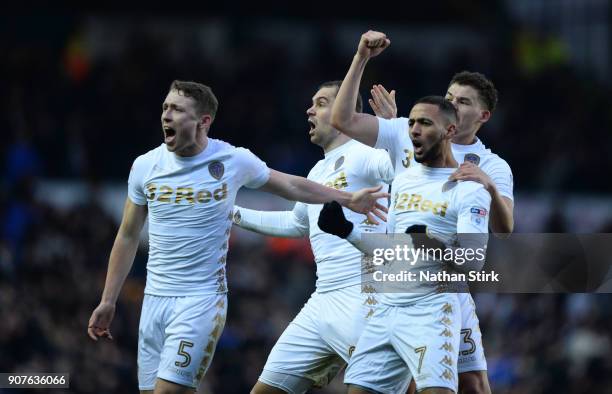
top-left (464, 153), bottom-right (480, 166)
top-left (334, 156), bottom-right (345, 171)
top-left (209, 161), bottom-right (224, 180)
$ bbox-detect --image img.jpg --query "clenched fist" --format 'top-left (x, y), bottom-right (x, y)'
top-left (357, 30), bottom-right (391, 59)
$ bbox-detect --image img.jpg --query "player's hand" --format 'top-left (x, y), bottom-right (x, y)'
top-left (347, 185), bottom-right (389, 224)
top-left (449, 162), bottom-right (494, 193)
top-left (357, 31), bottom-right (391, 59)
top-left (87, 302), bottom-right (116, 341)
top-left (318, 201), bottom-right (354, 239)
top-left (369, 84), bottom-right (397, 119)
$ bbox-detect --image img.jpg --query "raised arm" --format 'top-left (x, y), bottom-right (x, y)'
top-left (233, 203), bottom-right (309, 238)
top-left (259, 169), bottom-right (388, 224)
top-left (332, 31), bottom-right (391, 147)
top-left (88, 198), bottom-right (147, 341)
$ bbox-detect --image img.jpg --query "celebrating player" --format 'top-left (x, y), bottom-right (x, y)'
top-left (370, 72), bottom-right (514, 393)
top-left (320, 96), bottom-right (491, 393)
top-left (86, 80), bottom-right (388, 394)
top-left (232, 80), bottom-right (394, 393)
top-left (332, 30), bottom-right (514, 394)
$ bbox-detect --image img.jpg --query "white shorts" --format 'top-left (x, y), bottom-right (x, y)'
top-left (345, 294), bottom-right (461, 394)
top-left (137, 293), bottom-right (227, 390)
top-left (259, 284), bottom-right (376, 392)
top-left (457, 293), bottom-right (487, 373)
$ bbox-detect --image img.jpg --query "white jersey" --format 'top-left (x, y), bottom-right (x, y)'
top-left (128, 139), bottom-right (270, 296)
top-left (380, 164), bottom-right (491, 305)
top-left (376, 117), bottom-right (500, 373)
top-left (376, 117), bottom-right (514, 201)
top-left (303, 139), bottom-right (394, 292)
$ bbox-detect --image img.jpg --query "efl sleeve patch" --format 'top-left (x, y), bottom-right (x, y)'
top-left (470, 207), bottom-right (488, 225)
top-left (470, 207), bottom-right (488, 216)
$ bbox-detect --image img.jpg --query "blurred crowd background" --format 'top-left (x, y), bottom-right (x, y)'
top-left (2, 1), bottom-right (612, 393)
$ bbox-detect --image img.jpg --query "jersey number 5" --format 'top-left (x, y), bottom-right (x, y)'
top-left (175, 340), bottom-right (194, 367)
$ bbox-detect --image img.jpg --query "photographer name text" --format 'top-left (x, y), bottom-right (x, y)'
top-left (373, 270), bottom-right (499, 283)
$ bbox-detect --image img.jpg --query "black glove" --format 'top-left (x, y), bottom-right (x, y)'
top-left (405, 224), bottom-right (427, 235)
top-left (318, 201), bottom-right (354, 239)
top-left (405, 224), bottom-right (445, 252)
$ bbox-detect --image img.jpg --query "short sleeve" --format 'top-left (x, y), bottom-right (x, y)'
top-left (375, 117), bottom-right (412, 167)
top-left (457, 184), bottom-right (491, 234)
top-left (363, 148), bottom-right (395, 184)
top-left (487, 159), bottom-right (514, 201)
top-left (236, 148), bottom-right (271, 189)
top-left (127, 156), bottom-right (147, 206)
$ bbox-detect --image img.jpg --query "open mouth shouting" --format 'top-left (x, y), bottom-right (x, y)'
top-left (412, 140), bottom-right (424, 155)
top-left (308, 118), bottom-right (316, 135)
top-left (163, 126), bottom-right (177, 144)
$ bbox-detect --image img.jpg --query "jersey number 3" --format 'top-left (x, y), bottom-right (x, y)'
top-left (402, 150), bottom-right (413, 168)
top-left (460, 329), bottom-right (476, 356)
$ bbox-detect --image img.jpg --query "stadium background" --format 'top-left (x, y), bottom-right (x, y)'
top-left (2, 1), bottom-right (612, 393)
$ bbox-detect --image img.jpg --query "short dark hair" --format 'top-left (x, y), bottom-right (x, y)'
top-left (414, 95), bottom-right (458, 125)
top-left (317, 80), bottom-right (363, 113)
top-left (449, 71), bottom-right (498, 112)
top-left (170, 80), bottom-right (219, 121)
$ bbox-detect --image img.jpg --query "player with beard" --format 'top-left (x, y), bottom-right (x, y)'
top-left (232, 80), bottom-right (394, 393)
top-left (332, 30), bottom-right (514, 394)
top-left (369, 74), bottom-right (511, 394)
top-left (318, 96), bottom-right (491, 393)
top-left (86, 80), bottom-right (388, 394)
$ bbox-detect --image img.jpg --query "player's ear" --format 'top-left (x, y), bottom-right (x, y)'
top-left (479, 110), bottom-right (491, 124)
top-left (199, 114), bottom-right (213, 132)
top-left (446, 123), bottom-right (457, 139)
